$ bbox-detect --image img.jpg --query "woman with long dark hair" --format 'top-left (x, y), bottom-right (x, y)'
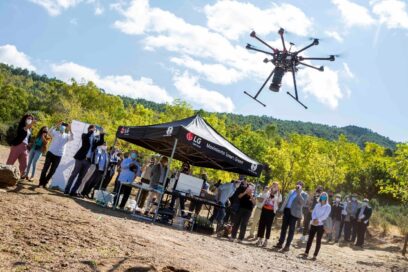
top-left (25, 126), bottom-right (49, 181)
top-left (6, 114), bottom-right (35, 178)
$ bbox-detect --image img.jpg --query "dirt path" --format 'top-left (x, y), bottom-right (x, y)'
top-left (1, 146), bottom-right (407, 272)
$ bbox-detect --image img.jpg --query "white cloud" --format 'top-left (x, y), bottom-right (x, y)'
top-left (332, 0), bottom-right (375, 27)
top-left (0, 44), bottom-right (36, 71)
top-left (29, 0), bottom-right (82, 16)
top-left (343, 62), bottom-right (354, 79)
top-left (371, 0), bottom-right (408, 29)
top-left (203, 1), bottom-right (312, 40)
top-left (325, 31), bottom-right (344, 42)
top-left (170, 56), bottom-right (242, 85)
top-left (51, 62), bottom-right (173, 103)
top-left (173, 72), bottom-right (234, 113)
top-left (297, 67), bottom-right (343, 109)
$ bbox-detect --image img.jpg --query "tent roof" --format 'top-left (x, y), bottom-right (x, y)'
top-left (116, 115), bottom-right (263, 177)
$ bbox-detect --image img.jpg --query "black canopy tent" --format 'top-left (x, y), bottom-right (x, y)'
top-left (115, 115), bottom-right (263, 177)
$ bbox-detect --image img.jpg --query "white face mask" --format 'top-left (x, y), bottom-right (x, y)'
top-left (26, 119), bottom-right (32, 125)
top-left (335, 198), bottom-right (341, 202)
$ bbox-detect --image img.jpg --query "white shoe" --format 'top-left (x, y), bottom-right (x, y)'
top-left (262, 239), bottom-right (268, 247)
top-left (256, 238), bottom-right (263, 246)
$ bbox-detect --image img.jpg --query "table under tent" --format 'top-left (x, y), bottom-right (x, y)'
top-left (109, 114), bottom-right (263, 231)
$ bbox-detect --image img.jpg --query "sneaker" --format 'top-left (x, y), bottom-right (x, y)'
top-left (281, 246), bottom-right (290, 252)
top-left (262, 239), bottom-right (268, 248)
top-left (237, 239), bottom-right (243, 244)
top-left (311, 256), bottom-right (317, 261)
top-left (256, 238), bottom-right (263, 247)
top-left (300, 253), bottom-right (308, 259)
top-left (273, 243), bottom-right (283, 249)
top-left (228, 237), bottom-right (235, 242)
top-left (247, 234), bottom-right (255, 239)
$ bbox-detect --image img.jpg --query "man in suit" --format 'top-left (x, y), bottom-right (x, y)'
top-left (355, 198), bottom-right (372, 248)
top-left (64, 124), bottom-right (105, 196)
top-left (274, 181), bottom-right (308, 252)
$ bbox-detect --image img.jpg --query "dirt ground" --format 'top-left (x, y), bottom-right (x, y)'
top-left (1, 145), bottom-right (407, 272)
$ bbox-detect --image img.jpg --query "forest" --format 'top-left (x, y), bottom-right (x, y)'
top-left (0, 64), bottom-right (406, 208)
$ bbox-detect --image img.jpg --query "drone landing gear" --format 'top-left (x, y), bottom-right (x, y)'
top-left (287, 92), bottom-right (308, 109)
top-left (244, 68), bottom-right (275, 107)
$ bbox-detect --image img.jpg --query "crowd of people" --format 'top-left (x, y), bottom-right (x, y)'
top-left (5, 114), bottom-right (373, 261)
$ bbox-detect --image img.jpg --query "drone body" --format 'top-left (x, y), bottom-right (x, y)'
top-left (244, 28), bottom-right (336, 109)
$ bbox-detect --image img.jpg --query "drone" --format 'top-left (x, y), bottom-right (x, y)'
top-left (244, 28), bottom-right (337, 109)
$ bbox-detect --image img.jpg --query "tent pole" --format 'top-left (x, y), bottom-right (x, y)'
top-left (153, 138), bottom-right (178, 222)
top-left (98, 135), bottom-right (117, 206)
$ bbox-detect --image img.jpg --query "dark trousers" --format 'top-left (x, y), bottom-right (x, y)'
top-left (302, 211), bottom-right (312, 236)
top-left (344, 219), bottom-right (353, 241)
top-left (231, 208), bottom-right (252, 240)
top-left (39, 152), bottom-right (61, 187)
top-left (338, 216), bottom-right (345, 241)
top-left (351, 218), bottom-right (358, 242)
top-left (356, 222), bottom-right (368, 246)
top-left (169, 193), bottom-right (185, 211)
top-left (278, 208), bottom-right (299, 247)
top-left (305, 225), bottom-right (324, 257)
top-left (257, 208), bottom-right (275, 239)
top-left (113, 183), bottom-right (132, 209)
top-left (81, 169), bottom-right (103, 196)
top-left (64, 159), bottom-right (91, 195)
top-left (189, 200), bottom-right (203, 215)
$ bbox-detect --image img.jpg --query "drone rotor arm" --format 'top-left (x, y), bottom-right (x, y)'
top-left (295, 39), bottom-right (319, 55)
top-left (246, 45), bottom-right (274, 56)
top-left (279, 31), bottom-right (288, 52)
top-left (251, 34), bottom-right (277, 52)
top-left (298, 56), bottom-right (335, 61)
top-left (299, 62), bottom-right (324, 71)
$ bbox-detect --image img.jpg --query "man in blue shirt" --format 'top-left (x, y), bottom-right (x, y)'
top-left (113, 150), bottom-right (141, 209)
top-left (274, 181), bottom-right (308, 252)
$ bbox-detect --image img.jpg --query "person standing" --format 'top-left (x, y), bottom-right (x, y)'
top-left (230, 182), bottom-right (256, 242)
top-left (100, 148), bottom-right (120, 190)
top-left (355, 199), bottom-right (372, 248)
top-left (248, 185), bottom-right (270, 239)
top-left (6, 114), bottom-right (35, 178)
top-left (300, 186), bottom-right (323, 242)
top-left (301, 192), bottom-right (331, 260)
top-left (344, 195), bottom-right (359, 242)
top-left (214, 180), bottom-right (240, 235)
top-left (113, 151), bottom-right (141, 209)
top-left (144, 156), bottom-right (168, 214)
top-left (138, 157), bottom-right (156, 208)
top-left (64, 125), bottom-right (104, 196)
top-left (274, 181), bottom-right (308, 252)
top-left (39, 122), bottom-right (73, 188)
top-left (256, 182), bottom-right (282, 247)
top-left (25, 126), bottom-right (49, 181)
top-left (81, 142), bottom-right (109, 198)
top-left (329, 194), bottom-right (344, 243)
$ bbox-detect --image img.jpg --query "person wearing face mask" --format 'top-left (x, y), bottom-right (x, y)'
top-left (64, 125), bottom-right (105, 196)
top-left (344, 194), bottom-right (359, 242)
top-left (300, 186), bottom-right (323, 242)
top-left (248, 185), bottom-right (270, 239)
top-left (144, 156), bottom-right (169, 215)
top-left (328, 194), bottom-right (344, 243)
top-left (256, 182), bottom-right (282, 247)
top-left (355, 199), bottom-right (372, 248)
top-left (38, 121), bottom-right (73, 188)
top-left (214, 180), bottom-right (240, 236)
top-left (113, 150), bottom-right (141, 209)
top-left (301, 192), bottom-right (331, 260)
top-left (25, 126), bottom-right (49, 181)
top-left (80, 142), bottom-right (109, 198)
top-left (274, 181), bottom-right (308, 252)
top-left (6, 114), bottom-right (35, 178)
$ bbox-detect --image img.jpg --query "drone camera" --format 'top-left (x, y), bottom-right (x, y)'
top-left (269, 67), bottom-right (285, 92)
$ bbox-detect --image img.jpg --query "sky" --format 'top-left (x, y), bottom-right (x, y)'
top-left (0, 0), bottom-right (407, 142)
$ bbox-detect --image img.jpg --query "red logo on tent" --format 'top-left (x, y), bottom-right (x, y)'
top-left (186, 132), bottom-right (194, 141)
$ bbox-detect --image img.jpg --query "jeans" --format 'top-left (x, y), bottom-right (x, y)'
top-left (64, 159), bottom-right (91, 195)
top-left (257, 208), bottom-right (275, 240)
top-left (26, 149), bottom-right (42, 177)
top-left (305, 225), bottom-right (324, 256)
top-left (39, 151), bottom-right (62, 187)
top-left (231, 208), bottom-right (252, 240)
top-left (278, 208), bottom-right (299, 247)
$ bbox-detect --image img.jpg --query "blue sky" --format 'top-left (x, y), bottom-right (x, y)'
top-left (0, 0), bottom-right (407, 142)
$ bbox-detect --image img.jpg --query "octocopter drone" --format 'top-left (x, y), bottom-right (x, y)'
top-left (244, 28), bottom-right (337, 109)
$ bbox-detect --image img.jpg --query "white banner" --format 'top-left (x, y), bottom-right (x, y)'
top-left (50, 120), bottom-right (89, 190)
